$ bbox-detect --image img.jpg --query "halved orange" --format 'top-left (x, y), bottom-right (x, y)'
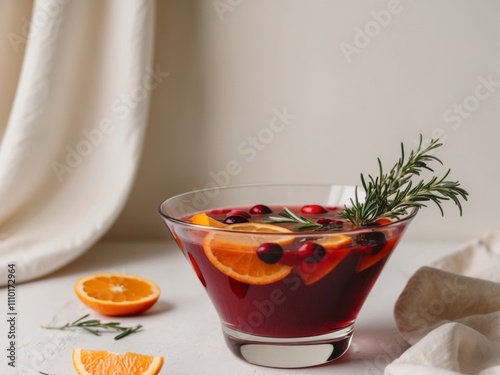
top-left (190, 212), bottom-right (227, 228)
top-left (74, 273), bottom-right (160, 316)
top-left (296, 235), bottom-right (352, 285)
top-left (72, 348), bottom-right (163, 375)
top-left (202, 223), bottom-right (295, 285)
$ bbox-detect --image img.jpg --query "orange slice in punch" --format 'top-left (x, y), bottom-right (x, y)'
top-left (296, 235), bottom-right (352, 285)
top-left (190, 212), bottom-right (227, 228)
top-left (356, 236), bottom-right (400, 272)
top-left (203, 223), bottom-right (294, 285)
top-left (72, 348), bottom-right (164, 375)
top-left (74, 273), bottom-right (160, 316)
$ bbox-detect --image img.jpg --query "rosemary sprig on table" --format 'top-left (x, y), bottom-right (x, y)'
top-left (339, 136), bottom-right (468, 227)
top-left (267, 207), bottom-right (343, 231)
top-left (41, 314), bottom-right (142, 340)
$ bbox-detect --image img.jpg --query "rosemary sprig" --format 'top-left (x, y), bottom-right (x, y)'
top-left (267, 207), bottom-right (323, 231)
top-left (41, 314), bottom-right (142, 340)
top-left (339, 135), bottom-right (468, 227)
top-left (267, 207), bottom-right (343, 231)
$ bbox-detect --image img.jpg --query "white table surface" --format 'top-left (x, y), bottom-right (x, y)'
top-left (1, 239), bottom-right (464, 374)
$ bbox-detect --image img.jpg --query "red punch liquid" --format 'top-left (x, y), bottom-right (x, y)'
top-left (173, 204), bottom-right (406, 338)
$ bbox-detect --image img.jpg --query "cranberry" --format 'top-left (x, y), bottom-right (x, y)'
top-left (249, 204), bottom-right (272, 215)
top-left (301, 205), bottom-right (328, 214)
top-left (317, 218), bottom-right (334, 225)
top-left (297, 242), bottom-right (326, 263)
top-left (357, 232), bottom-right (387, 255)
top-left (256, 243), bottom-right (284, 264)
top-left (226, 210), bottom-right (251, 219)
top-left (317, 218), bottom-right (344, 230)
top-left (223, 215), bottom-right (249, 224)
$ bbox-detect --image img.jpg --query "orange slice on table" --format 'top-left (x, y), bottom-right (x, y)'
top-left (74, 273), bottom-right (160, 316)
top-left (72, 348), bottom-right (163, 375)
top-left (202, 223), bottom-right (295, 285)
top-left (296, 235), bottom-right (352, 285)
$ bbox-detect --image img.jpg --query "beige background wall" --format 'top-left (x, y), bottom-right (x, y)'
top-left (104, 0), bottom-right (500, 243)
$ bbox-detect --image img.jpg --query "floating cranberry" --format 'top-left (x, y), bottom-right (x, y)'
top-left (357, 231), bottom-right (387, 255)
top-left (226, 210), bottom-right (251, 219)
top-left (223, 215), bottom-right (249, 224)
top-left (298, 242), bottom-right (326, 263)
top-left (257, 243), bottom-right (284, 264)
top-left (249, 204), bottom-right (272, 215)
top-left (301, 205), bottom-right (328, 214)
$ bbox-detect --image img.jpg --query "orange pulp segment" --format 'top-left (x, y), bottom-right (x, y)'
top-left (74, 273), bottom-right (160, 316)
top-left (72, 348), bottom-right (164, 375)
top-left (296, 235), bottom-right (352, 285)
top-left (202, 223), bottom-right (295, 285)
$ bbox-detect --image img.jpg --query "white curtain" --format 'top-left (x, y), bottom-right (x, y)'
top-left (0, 0), bottom-right (156, 285)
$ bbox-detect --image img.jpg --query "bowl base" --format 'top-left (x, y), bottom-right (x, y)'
top-left (222, 324), bottom-right (353, 368)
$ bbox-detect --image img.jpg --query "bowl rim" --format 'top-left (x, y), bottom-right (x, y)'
top-left (157, 183), bottom-right (419, 235)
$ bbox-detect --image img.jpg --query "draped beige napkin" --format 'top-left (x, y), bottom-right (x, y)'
top-left (386, 231), bottom-right (500, 375)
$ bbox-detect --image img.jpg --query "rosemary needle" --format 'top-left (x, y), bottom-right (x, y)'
top-left (41, 314), bottom-right (143, 340)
